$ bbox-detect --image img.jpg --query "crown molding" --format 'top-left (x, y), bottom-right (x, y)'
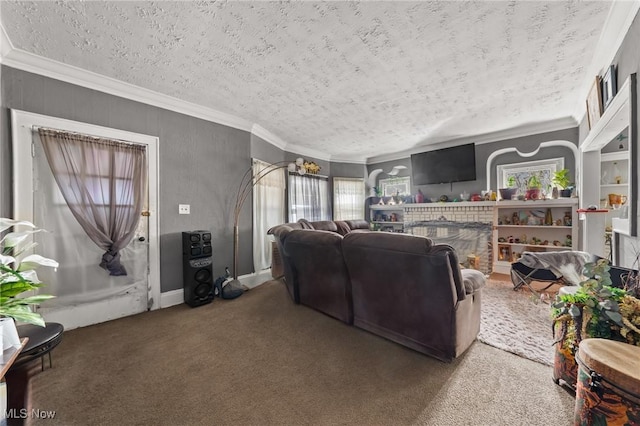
top-left (284, 142), bottom-right (331, 162)
top-left (0, 23), bottom-right (14, 62)
top-left (326, 155), bottom-right (367, 165)
top-left (1, 23), bottom-right (338, 163)
top-left (572, 0), bottom-right (640, 120)
top-left (0, 34), bottom-right (252, 133)
top-left (250, 124), bottom-right (287, 150)
top-left (366, 116), bottom-right (578, 164)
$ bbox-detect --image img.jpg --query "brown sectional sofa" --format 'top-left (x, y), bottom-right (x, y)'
top-left (268, 219), bottom-right (369, 303)
top-left (268, 219), bottom-right (485, 361)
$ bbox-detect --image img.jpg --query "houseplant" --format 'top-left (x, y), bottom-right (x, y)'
top-left (499, 176), bottom-right (518, 201)
top-left (1, 218), bottom-right (57, 333)
top-left (551, 169), bottom-right (572, 198)
top-left (525, 173), bottom-right (543, 200)
top-left (551, 259), bottom-right (640, 387)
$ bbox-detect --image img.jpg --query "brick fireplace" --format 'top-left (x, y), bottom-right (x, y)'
top-left (403, 202), bottom-right (494, 274)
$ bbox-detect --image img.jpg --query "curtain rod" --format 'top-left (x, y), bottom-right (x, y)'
top-left (288, 171), bottom-right (329, 180)
top-left (32, 125), bottom-right (146, 148)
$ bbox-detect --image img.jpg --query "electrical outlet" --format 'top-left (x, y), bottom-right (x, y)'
top-left (178, 204), bottom-right (190, 215)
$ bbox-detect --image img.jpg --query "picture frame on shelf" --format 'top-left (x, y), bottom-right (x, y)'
top-left (379, 176), bottom-right (410, 197)
top-left (601, 65), bottom-right (617, 110)
top-left (586, 76), bottom-right (603, 130)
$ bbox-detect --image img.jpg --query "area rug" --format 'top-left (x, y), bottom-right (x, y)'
top-left (478, 279), bottom-right (555, 366)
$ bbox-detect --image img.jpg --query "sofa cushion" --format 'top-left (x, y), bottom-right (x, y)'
top-left (345, 220), bottom-right (370, 231)
top-left (297, 219), bottom-right (314, 229)
top-left (309, 220), bottom-right (338, 232)
top-left (284, 229), bottom-right (353, 324)
top-left (461, 269), bottom-right (486, 294)
top-left (334, 221), bottom-right (352, 236)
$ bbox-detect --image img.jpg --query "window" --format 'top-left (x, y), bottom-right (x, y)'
top-left (497, 158), bottom-right (564, 197)
top-left (379, 176), bottom-right (411, 196)
top-left (333, 178), bottom-right (365, 220)
top-left (252, 159), bottom-right (286, 271)
top-left (288, 174), bottom-right (330, 222)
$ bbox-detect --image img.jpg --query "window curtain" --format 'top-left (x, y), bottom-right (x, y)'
top-left (38, 128), bottom-right (147, 276)
top-left (333, 177), bottom-right (365, 220)
top-left (252, 159), bottom-right (286, 272)
top-left (288, 174), bottom-right (331, 222)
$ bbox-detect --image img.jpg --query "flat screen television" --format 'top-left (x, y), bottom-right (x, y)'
top-left (411, 143), bottom-right (477, 185)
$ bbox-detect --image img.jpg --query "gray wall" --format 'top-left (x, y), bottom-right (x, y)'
top-left (0, 67), bottom-right (369, 292)
top-left (330, 162), bottom-right (367, 179)
top-left (368, 127), bottom-right (579, 202)
top-left (1, 66), bottom-right (254, 293)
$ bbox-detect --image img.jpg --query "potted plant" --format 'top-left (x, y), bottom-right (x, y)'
top-left (552, 169), bottom-right (572, 198)
top-left (1, 218), bottom-right (57, 349)
top-left (525, 173), bottom-right (542, 200)
top-left (551, 259), bottom-right (640, 388)
top-left (499, 176), bottom-right (518, 201)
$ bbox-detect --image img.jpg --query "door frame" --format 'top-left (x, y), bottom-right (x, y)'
top-left (10, 109), bottom-right (161, 323)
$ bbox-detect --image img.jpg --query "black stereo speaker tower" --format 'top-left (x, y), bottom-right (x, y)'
top-left (182, 230), bottom-right (214, 307)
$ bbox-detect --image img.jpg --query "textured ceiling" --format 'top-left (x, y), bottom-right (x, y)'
top-left (1, 1), bottom-right (614, 162)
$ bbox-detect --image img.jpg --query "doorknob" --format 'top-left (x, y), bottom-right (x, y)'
top-left (138, 236), bottom-right (146, 242)
top-left (141, 211), bottom-right (150, 217)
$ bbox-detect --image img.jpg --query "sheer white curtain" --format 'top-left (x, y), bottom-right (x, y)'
top-left (32, 131), bottom-right (148, 307)
top-left (288, 174), bottom-right (331, 222)
top-left (333, 177), bottom-right (365, 220)
top-left (252, 159), bottom-right (286, 272)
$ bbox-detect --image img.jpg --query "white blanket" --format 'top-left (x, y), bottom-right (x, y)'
top-left (518, 251), bottom-right (593, 285)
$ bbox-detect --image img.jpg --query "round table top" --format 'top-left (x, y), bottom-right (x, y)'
top-left (578, 338), bottom-right (640, 396)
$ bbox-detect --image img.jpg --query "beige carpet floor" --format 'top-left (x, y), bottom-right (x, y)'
top-left (29, 279), bottom-right (575, 425)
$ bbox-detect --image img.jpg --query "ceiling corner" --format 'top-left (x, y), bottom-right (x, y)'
top-left (0, 24), bottom-right (14, 63)
top-left (572, 0), bottom-right (640, 119)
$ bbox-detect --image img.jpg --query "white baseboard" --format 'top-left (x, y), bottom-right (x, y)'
top-left (159, 270), bottom-right (273, 308)
top-left (160, 289), bottom-right (184, 308)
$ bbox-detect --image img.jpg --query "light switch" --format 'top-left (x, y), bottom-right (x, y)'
top-left (178, 204), bottom-right (190, 215)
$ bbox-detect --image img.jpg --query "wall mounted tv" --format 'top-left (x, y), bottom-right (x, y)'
top-left (411, 143), bottom-right (477, 185)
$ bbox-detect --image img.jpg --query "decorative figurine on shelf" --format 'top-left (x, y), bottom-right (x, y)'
top-left (512, 212), bottom-right (520, 225)
top-left (563, 211), bottom-right (572, 226)
top-left (392, 191), bottom-right (402, 205)
top-left (565, 234), bottom-right (572, 247)
top-left (415, 189), bottom-right (424, 204)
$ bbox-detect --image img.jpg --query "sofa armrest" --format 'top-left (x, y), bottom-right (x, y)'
top-left (460, 269), bottom-right (486, 295)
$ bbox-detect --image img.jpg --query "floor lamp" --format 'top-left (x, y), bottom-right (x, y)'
top-left (228, 158), bottom-right (306, 290)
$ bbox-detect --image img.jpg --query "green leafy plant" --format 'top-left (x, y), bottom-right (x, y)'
top-left (506, 176), bottom-right (517, 188)
top-left (552, 169), bottom-right (571, 190)
top-left (527, 173), bottom-right (542, 189)
top-left (1, 218), bottom-right (57, 327)
top-left (552, 259), bottom-right (640, 347)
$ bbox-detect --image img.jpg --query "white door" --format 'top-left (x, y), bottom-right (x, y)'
top-left (11, 110), bottom-right (160, 330)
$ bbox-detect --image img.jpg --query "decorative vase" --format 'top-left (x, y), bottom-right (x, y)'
top-left (0, 317), bottom-right (21, 351)
top-left (499, 188), bottom-right (517, 201)
top-left (552, 187), bottom-right (559, 199)
top-left (525, 188), bottom-right (541, 200)
top-left (415, 189), bottom-right (424, 204)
